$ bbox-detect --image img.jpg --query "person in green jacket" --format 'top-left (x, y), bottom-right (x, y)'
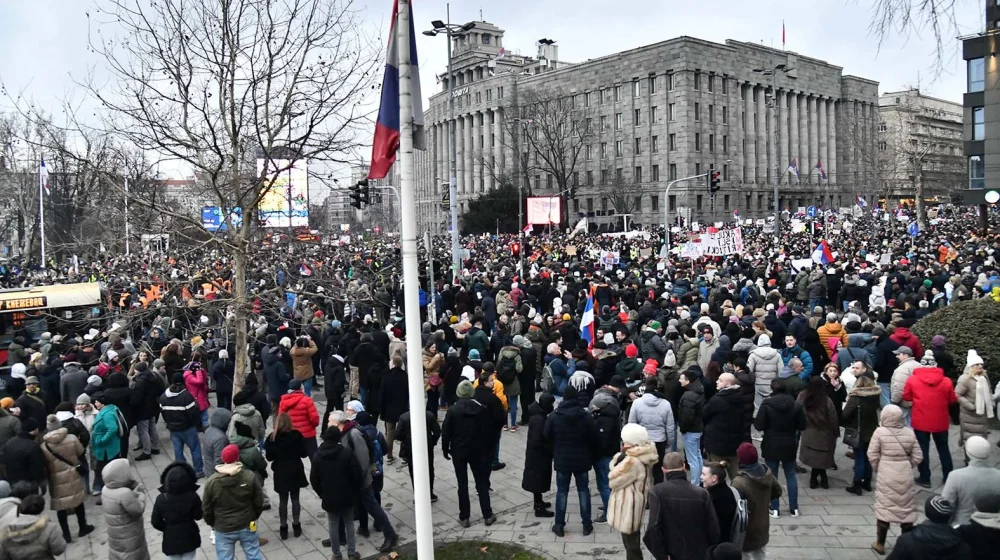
top-left (204, 444), bottom-right (265, 560)
top-left (463, 318), bottom-right (491, 361)
top-left (91, 394), bottom-right (122, 498)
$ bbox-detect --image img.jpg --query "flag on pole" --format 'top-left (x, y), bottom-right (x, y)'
top-left (908, 221), bottom-right (919, 238)
top-left (580, 286), bottom-right (595, 349)
top-left (39, 159), bottom-right (50, 195)
top-left (814, 158), bottom-right (828, 180)
top-left (368, 0), bottom-right (425, 179)
top-left (782, 20), bottom-right (786, 49)
top-left (811, 239), bottom-right (835, 265)
top-left (733, 209), bottom-right (740, 221)
top-left (786, 157), bottom-right (800, 179)
top-left (522, 223), bottom-right (532, 235)
top-left (855, 193), bottom-right (867, 208)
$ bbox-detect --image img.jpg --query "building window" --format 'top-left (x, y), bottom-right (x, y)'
top-left (498, 86), bottom-right (504, 99)
top-left (634, 166), bottom-right (642, 182)
top-left (586, 198), bottom-right (594, 212)
top-left (878, 141), bottom-right (887, 151)
top-left (585, 91), bottom-right (593, 107)
top-left (616, 168), bottom-right (624, 182)
top-left (696, 194), bottom-right (703, 210)
top-left (695, 102), bottom-right (700, 121)
top-left (651, 195), bottom-right (659, 211)
top-left (974, 107), bottom-right (985, 140)
top-left (695, 133), bottom-right (701, 151)
top-left (669, 164), bottom-right (677, 181)
top-left (633, 80), bottom-right (640, 97)
top-left (708, 104), bottom-right (714, 122)
top-left (587, 170), bottom-right (594, 185)
top-left (669, 133), bottom-right (676, 151)
top-left (547, 175), bottom-right (553, 189)
top-left (615, 140), bottom-right (623, 157)
top-left (722, 76), bottom-right (728, 94)
top-left (634, 137), bottom-right (641, 154)
top-left (486, 89), bottom-right (492, 101)
top-left (709, 134), bottom-right (715, 152)
top-left (634, 108), bottom-right (641, 126)
top-left (669, 103), bottom-right (676, 121)
top-left (669, 195), bottom-right (676, 211)
top-left (878, 121), bottom-right (887, 132)
top-left (649, 75), bottom-right (657, 94)
top-left (601, 115), bottom-right (609, 130)
top-left (651, 106), bottom-right (658, 122)
top-left (482, 34), bottom-right (491, 45)
top-left (601, 197), bottom-right (608, 212)
top-left (652, 135), bottom-right (659, 153)
top-left (723, 164), bottom-right (729, 180)
top-left (652, 164), bottom-right (660, 181)
top-left (707, 73), bottom-right (714, 92)
top-left (572, 198), bottom-right (580, 213)
top-left (573, 171), bottom-right (579, 185)
top-left (601, 169), bottom-right (610, 183)
top-left (614, 85), bottom-right (622, 101)
top-left (724, 194), bottom-right (730, 209)
top-left (615, 113), bottom-right (623, 129)
top-left (586, 145), bottom-right (593, 160)
top-left (722, 106), bottom-right (728, 123)
top-left (694, 70), bottom-right (701, 90)
top-left (601, 142), bottom-right (608, 158)
top-left (634, 196), bottom-right (642, 212)
top-left (969, 155), bottom-right (985, 189)
top-left (668, 72), bottom-right (675, 91)
top-left (757, 194), bottom-right (764, 210)
top-left (722, 135), bottom-right (728, 153)
top-left (969, 58), bottom-right (985, 93)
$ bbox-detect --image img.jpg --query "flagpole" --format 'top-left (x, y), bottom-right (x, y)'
top-left (125, 178), bottom-right (131, 256)
top-left (396, 1), bottom-right (435, 559)
top-left (39, 159), bottom-right (46, 266)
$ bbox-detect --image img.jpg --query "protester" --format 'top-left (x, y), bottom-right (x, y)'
top-left (0, 494), bottom-right (67, 560)
top-left (590, 388), bottom-right (621, 521)
top-left (842, 375), bottom-right (882, 495)
top-left (521, 393), bottom-right (555, 518)
top-left (956, 493), bottom-right (1000, 557)
top-left (203, 444), bottom-right (265, 560)
top-left (703, 373), bottom-right (745, 480)
top-left (731, 442), bottom-right (781, 560)
top-left (903, 350), bottom-right (957, 488)
top-left (701, 461), bottom-right (744, 546)
top-left (310, 426), bottom-right (363, 560)
top-left (150, 462), bottom-right (203, 560)
top-left (395, 405), bottom-right (442, 502)
top-left (606, 423), bottom-right (658, 560)
top-left (941, 436), bottom-right (1000, 526)
top-left (754, 378), bottom-right (806, 518)
top-left (41, 415), bottom-right (94, 543)
top-left (626, 377), bottom-right (674, 484)
top-left (278, 379), bottom-right (320, 458)
top-left (886, 495), bottom-right (971, 559)
top-left (158, 373), bottom-right (204, 477)
top-left (643, 452), bottom-right (720, 560)
top-left (955, 350), bottom-right (992, 448)
top-left (868, 404), bottom-right (923, 555)
top-left (545, 384), bottom-right (599, 537)
top-left (101, 458), bottom-right (149, 560)
top-left (798, 376), bottom-right (840, 490)
top-left (264, 413), bottom-right (309, 540)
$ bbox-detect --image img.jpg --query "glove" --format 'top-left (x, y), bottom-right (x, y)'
top-left (442, 451), bottom-right (451, 461)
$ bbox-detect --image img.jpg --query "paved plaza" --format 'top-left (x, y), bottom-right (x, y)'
top-left (49, 392), bottom-right (976, 560)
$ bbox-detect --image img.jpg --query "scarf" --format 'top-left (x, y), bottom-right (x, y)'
top-left (974, 373), bottom-right (994, 419)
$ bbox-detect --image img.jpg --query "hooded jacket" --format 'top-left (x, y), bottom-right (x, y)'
top-left (890, 358), bottom-right (920, 409)
top-left (278, 390), bottom-right (320, 439)
top-left (262, 346), bottom-right (291, 401)
top-left (748, 341), bottom-right (784, 400)
top-left (887, 521), bottom-right (972, 560)
top-left (40, 428), bottom-right (86, 512)
top-left (101, 458), bottom-right (150, 560)
top-left (202, 408), bottom-right (232, 474)
top-left (941, 453), bottom-right (1000, 526)
top-left (627, 392), bottom-right (675, 446)
top-left (816, 321), bottom-right (848, 360)
top-left (590, 391), bottom-right (622, 458)
top-left (202, 462), bottom-right (264, 533)
top-left (868, 406), bottom-right (923, 524)
top-left (676, 379), bottom-right (705, 434)
top-left (754, 392), bottom-right (806, 462)
top-left (702, 386), bottom-right (745, 456)
top-left (903, 366), bottom-right (957, 433)
top-left (0, 513), bottom-right (66, 560)
top-left (640, 328), bottom-right (668, 365)
top-left (732, 463), bottom-right (782, 552)
top-left (890, 326), bottom-right (924, 358)
top-left (150, 462), bottom-right (202, 556)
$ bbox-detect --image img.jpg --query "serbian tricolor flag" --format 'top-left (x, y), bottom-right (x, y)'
top-left (814, 158), bottom-right (828, 180)
top-left (580, 286), bottom-right (596, 349)
top-left (811, 240), bottom-right (834, 265)
top-left (522, 224), bottom-right (532, 235)
top-left (855, 193), bottom-right (867, 208)
top-left (786, 157), bottom-right (800, 179)
top-left (368, 0), bottom-right (426, 179)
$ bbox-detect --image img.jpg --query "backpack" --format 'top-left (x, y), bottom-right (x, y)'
top-left (496, 355), bottom-right (517, 386)
top-left (729, 485), bottom-right (749, 550)
top-left (346, 425), bottom-right (380, 476)
top-left (541, 363), bottom-right (555, 393)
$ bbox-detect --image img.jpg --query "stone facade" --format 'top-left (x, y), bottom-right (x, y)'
top-left (418, 24), bottom-right (879, 227)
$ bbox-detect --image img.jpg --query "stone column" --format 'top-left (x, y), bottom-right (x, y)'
top-left (756, 86), bottom-right (767, 183)
top-left (493, 108), bottom-right (503, 191)
top-left (744, 82), bottom-right (756, 182)
top-left (764, 88), bottom-right (774, 184)
top-left (807, 95), bottom-right (818, 185)
top-left (788, 91), bottom-right (799, 185)
top-left (818, 97), bottom-right (828, 185)
top-left (777, 89), bottom-right (786, 184)
top-left (828, 100), bottom-right (837, 185)
top-left (474, 112), bottom-right (484, 193)
top-left (464, 114), bottom-right (474, 194)
top-left (454, 118), bottom-right (464, 194)
top-left (798, 94), bottom-right (808, 185)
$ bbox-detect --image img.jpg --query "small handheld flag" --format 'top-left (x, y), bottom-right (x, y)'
top-left (855, 194), bottom-right (867, 208)
top-left (811, 240), bottom-right (834, 265)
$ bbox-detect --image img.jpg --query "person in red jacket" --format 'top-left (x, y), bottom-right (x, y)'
top-left (903, 350), bottom-right (957, 489)
top-left (278, 379), bottom-right (321, 458)
top-left (889, 320), bottom-right (923, 359)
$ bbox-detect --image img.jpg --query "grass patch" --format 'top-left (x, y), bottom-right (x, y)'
top-left (365, 540), bottom-right (548, 560)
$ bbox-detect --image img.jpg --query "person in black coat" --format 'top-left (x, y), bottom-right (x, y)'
top-left (956, 493), bottom-right (1000, 559)
top-left (440, 349), bottom-right (464, 406)
top-left (378, 358), bottom-right (409, 463)
top-left (130, 361), bottom-right (165, 460)
top-left (264, 414), bottom-right (309, 539)
top-left (516, 337), bottom-right (538, 424)
top-left (590, 389), bottom-right (621, 522)
top-left (396, 409), bottom-right (441, 501)
top-left (702, 373), bottom-right (746, 480)
top-left (323, 351), bottom-right (347, 416)
top-left (544, 385), bottom-right (600, 536)
top-left (730, 356), bottom-right (756, 444)
top-left (754, 378), bottom-right (806, 517)
top-left (872, 328), bottom-right (900, 405)
top-left (1, 417), bottom-right (47, 487)
top-left (150, 461), bottom-right (202, 558)
top-left (441, 379), bottom-right (495, 526)
top-left (888, 495), bottom-right (971, 559)
top-left (310, 427), bottom-right (364, 557)
top-left (209, 352), bottom-right (235, 411)
top-left (38, 356), bottom-right (62, 413)
top-left (702, 461), bottom-right (738, 544)
top-left (101, 372), bottom-right (134, 460)
top-left (643, 452), bottom-right (720, 560)
top-left (522, 394), bottom-right (555, 517)
top-left (233, 372), bottom-right (271, 423)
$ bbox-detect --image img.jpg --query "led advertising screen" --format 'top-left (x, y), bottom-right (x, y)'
top-left (258, 158), bottom-right (309, 228)
top-left (526, 196), bottom-right (562, 225)
top-left (202, 207), bottom-right (243, 232)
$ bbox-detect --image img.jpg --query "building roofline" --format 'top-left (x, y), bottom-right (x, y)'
top-left (723, 39), bottom-right (844, 71)
top-left (842, 75), bottom-right (879, 86)
top-left (879, 88), bottom-right (962, 108)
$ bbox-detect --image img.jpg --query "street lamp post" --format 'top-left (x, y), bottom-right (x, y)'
top-left (752, 64), bottom-right (792, 247)
top-left (424, 8), bottom-right (475, 281)
top-left (662, 173), bottom-right (707, 256)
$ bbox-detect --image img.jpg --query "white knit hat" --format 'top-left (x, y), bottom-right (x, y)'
top-left (967, 349), bottom-right (985, 367)
top-left (966, 436), bottom-right (992, 461)
top-left (621, 423), bottom-right (650, 446)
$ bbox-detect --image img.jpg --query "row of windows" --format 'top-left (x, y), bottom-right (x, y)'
top-left (587, 132), bottom-right (730, 159)
top-left (569, 190), bottom-right (775, 214)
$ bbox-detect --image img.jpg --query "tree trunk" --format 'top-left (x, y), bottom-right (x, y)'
top-left (915, 167), bottom-right (927, 230)
top-left (232, 243), bottom-right (249, 393)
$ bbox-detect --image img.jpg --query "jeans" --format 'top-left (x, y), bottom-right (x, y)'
top-left (902, 407), bottom-right (911, 428)
top-left (359, 485), bottom-right (394, 537)
top-left (170, 427), bottom-right (205, 475)
top-left (765, 459), bottom-right (798, 511)
top-left (554, 471), bottom-right (592, 528)
top-left (200, 409), bottom-right (209, 429)
top-left (508, 399), bottom-right (518, 428)
top-left (593, 456), bottom-right (612, 513)
top-left (670, 423), bottom-right (678, 452)
top-left (915, 430), bottom-right (953, 484)
top-left (136, 418), bottom-right (160, 454)
top-left (384, 421), bottom-right (397, 459)
top-left (684, 432), bottom-right (703, 486)
top-left (327, 509), bottom-right (355, 556)
top-left (302, 377), bottom-right (312, 397)
top-left (214, 528), bottom-right (263, 560)
top-left (853, 445), bottom-right (872, 482)
top-left (166, 553), bottom-right (197, 560)
top-left (878, 383), bottom-right (891, 408)
top-left (452, 455), bottom-right (493, 520)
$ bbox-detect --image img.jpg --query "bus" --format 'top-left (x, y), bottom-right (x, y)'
top-left (0, 282), bottom-right (105, 366)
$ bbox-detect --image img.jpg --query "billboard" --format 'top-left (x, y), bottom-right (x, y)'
top-left (258, 157), bottom-right (309, 228)
top-left (202, 207), bottom-right (243, 232)
top-left (526, 196), bottom-right (562, 225)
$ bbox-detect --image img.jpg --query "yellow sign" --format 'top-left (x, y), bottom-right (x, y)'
top-left (0, 296), bottom-right (48, 311)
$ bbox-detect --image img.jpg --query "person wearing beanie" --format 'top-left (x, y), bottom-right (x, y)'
top-left (955, 349), bottom-right (993, 448)
top-left (941, 436), bottom-right (1000, 525)
top-left (158, 372), bottom-right (206, 478)
top-left (957, 492), bottom-right (1000, 557)
top-left (472, 371), bottom-right (507, 471)
top-left (697, 326), bottom-right (720, 376)
top-left (867, 404), bottom-right (923, 555)
top-left (644, 451), bottom-right (720, 560)
top-left (309, 423), bottom-right (363, 559)
top-left (607, 422), bottom-right (658, 559)
top-left (59, 358), bottom-right (90, 409)
top-left (885, 495), bottom-right (971, 558)
top-left (521, 393), bottom-right (556, 518)
top-left (515, 334), bottom-right (538, 423)
top-left (441, 377), bottom-right (496, 528)
top-left (748, 333), bottom-right (784, 416)
top-left (616, 343), bottom-right (642, 382)
top-left (278, 374), bottom-right (321, 458)
top-left (903, 349), bottom-right (958, 489)
top-left (754, 377), bottom-right (806, 519)
top-left (0, 397), bottom-right (20, 458)
top-left (210, 348), bottom-right (236, 411)
top-left (871, 327), bottom-right (901, 407)
top-left (263, 335), bottom-right (292, 412)
top-left (640, 320), bottom-right (668, 366)
top-left (1, 414), bottom-right (45, 490)
top-left (41, 413), bottom-right (95, 542)
top-left (545, 383), bottom-right (600, 537)
top-left (15, 375), bottom-right (47, 432)
top-left (732, 441), bottom-right (782, 557)
top-left (203, 443), bottom-right (266, 558)
top-left (88, 393), bottom-right (124, 496)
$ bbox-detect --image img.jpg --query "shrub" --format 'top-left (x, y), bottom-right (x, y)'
top-left (912, 298), bottom-right (1000, 384)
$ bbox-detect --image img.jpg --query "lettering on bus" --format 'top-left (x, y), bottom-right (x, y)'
top-left (0, 296), bottom-right (47, 311)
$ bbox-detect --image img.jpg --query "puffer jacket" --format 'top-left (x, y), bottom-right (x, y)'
top-left (702, 386), bottom-right (746, 457)
top-left (868, 406), bottom-right (923, 524)
top-left (816, 322), bottom-right (848, 360)
top-left (903, 366), bottom-right (957, 433)
top-left (890, 358), bottom-right (920, 408)
top-left (607, 441), bottom-right (659, 535)
top-left (226, 403), bottom-right (264, 442)
top-left (0, 514), bottom-right (66, 560)
top-left (627, 392), bottom-right (675, 446)
top-left (676, 380), bottom-right (705, 434)
top-left (890, 326), bottom-right (923, 358)
top-left (496, 346), bottom-right (522, 397)
top-left (754, 392), bottom-right (806, 462)
top-left (203, 408), bottom-right (232, 474)
top-left (639, 329), bottom-right (668, 365)
top-left (101, 458), bottom-right (150, 560)
top-left (590, 391), bottom-right (621, 458)
top-left (277, 390), bottom-right (320, 439)
top-left (956, 371), bottom-right (992, 445)
top-left (676, 339), bottom-right (700, 371)
top-left (748, 345), bottom-right (783, 412)
top-left (150, 462), bottom-right (202, 556)
top-left (40, 428), bottom-right (86, 512)
top-left (183, 366), bottom-right (209, 412)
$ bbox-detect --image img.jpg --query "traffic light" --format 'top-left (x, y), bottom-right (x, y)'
top-left (511, 242), bottom-right (521, 257)
top-left (349, 184), bottom-right (363, 209)
top-left (359, 179), bottom-right (371, 205)
top-left (709, 165), bottom-right (721, 194)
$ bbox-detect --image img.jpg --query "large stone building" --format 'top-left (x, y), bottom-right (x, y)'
top-left (416, 21), bottom-right (880, 228)
top-left (961, 3), bottom-right (1000, 215)
top-left (877, 89), bottom-right (964, 202)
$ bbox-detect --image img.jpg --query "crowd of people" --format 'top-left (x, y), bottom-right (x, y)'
top-left (0, 204), bottom-right (998, 560)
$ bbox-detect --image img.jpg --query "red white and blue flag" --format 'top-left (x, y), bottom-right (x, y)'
top-left (814, 158), bottom-right (828, 181)
top-left (368, 0), bottom-right (426, 179)
top-left (811, 239), bottom-right (834, 265)
top-left (39, 159), bottom-right (50, 195)
top-left (786, 157), bottom-right (800, 179)
top-left (855, 193), bottom-right (867, 208)
top-left (580, 286), bottom-right (595, 349)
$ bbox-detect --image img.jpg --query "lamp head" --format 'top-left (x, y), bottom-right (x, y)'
top-left (431, 20), bottom-right (446, 30)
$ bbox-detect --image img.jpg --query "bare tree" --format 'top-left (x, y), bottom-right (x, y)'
top-left (598, 170), bottom-right (645, 217)
top-left (78, 0), bottom-right (379, 384)
top-left (869, 0), bottom-right (960, 76)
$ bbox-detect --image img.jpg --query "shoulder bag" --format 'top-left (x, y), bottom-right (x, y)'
top-left (842, 398), bottom-right (862, 449)
top-left (45, 443), bottom-right (87, 477)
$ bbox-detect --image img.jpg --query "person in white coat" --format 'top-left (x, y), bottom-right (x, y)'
top-left (747, 334), bottom-right (783, 416)
top-left (627, 378), bottom-right (675, 485)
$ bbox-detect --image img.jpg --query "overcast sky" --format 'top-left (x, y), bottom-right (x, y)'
top-left (0, 0), bottom-right (987, 195)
